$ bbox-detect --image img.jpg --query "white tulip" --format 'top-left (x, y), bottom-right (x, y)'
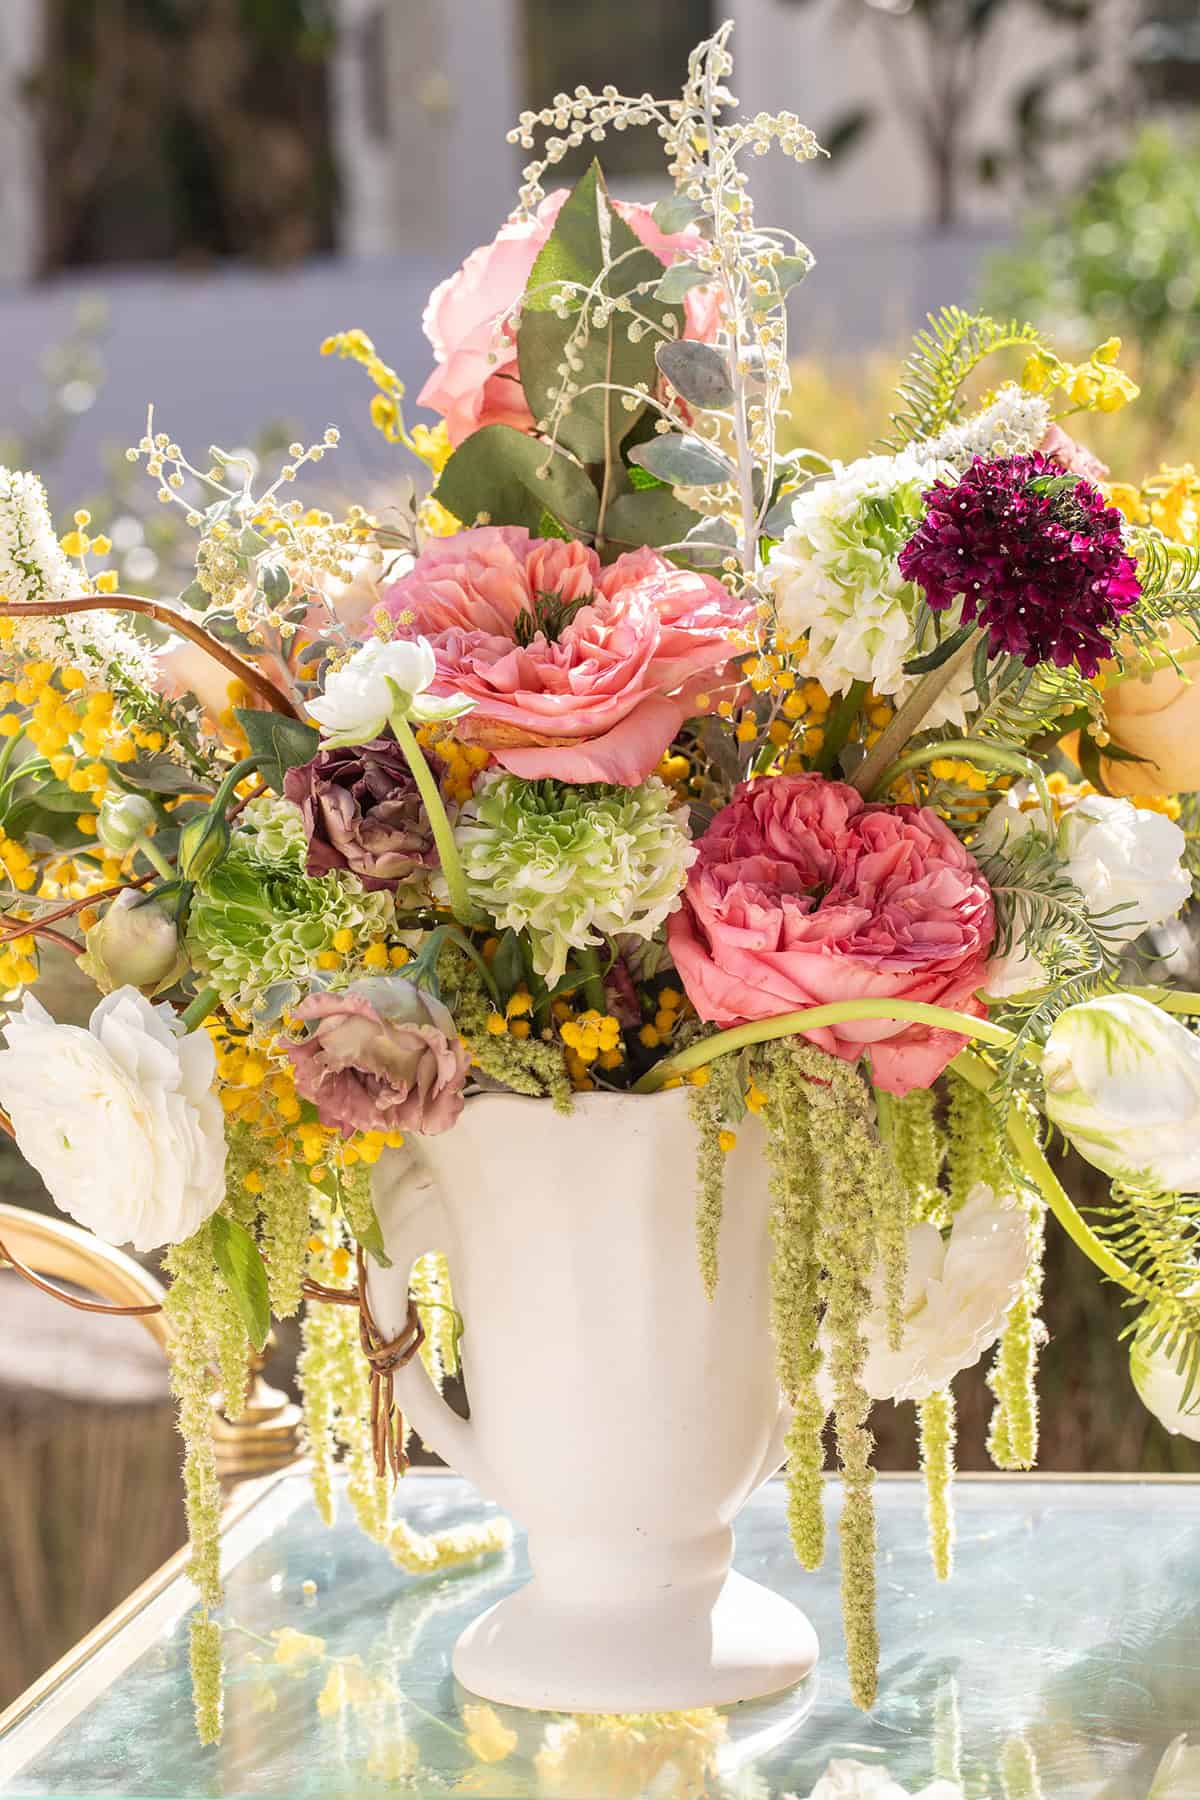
top-left (797, 1759), bottom-right (964, 1799)
top-left (1149, 1734), bottom-right (1200, 1799)
top-left (1043, 994), bottom-right (1200, 1193)
top-left (306, 636), bottom-right (470, 745)
top-left (1130, 1332), bottom-right (1200, 1443)
top-left (0, 988), bottom-right (227, 1252)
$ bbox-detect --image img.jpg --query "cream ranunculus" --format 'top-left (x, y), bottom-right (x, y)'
top-left (307, 637), bottom-right (468, 745)
top-left (1148, 1733), bottom-right (1200, 1799)
top-left (801, 1759), bottom-right (964, 1800)
top-left (827, 1185), bottom-right (1032, 1405)
top-left (0, 988), bottom-right (227, 1251)
top-left (1042, 994), bottom-right (1200, 1193)
top-left (1130, 1330), bottom-right (1200, 1443)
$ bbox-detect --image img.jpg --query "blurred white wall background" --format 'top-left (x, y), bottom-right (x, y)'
top-left (0, 0), bottom-right (43, 285)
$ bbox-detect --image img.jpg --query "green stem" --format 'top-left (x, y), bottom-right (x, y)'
top-left (851, 630), bottom-right (982, 797)
top-left (867, 737), bottom-right (1054, 821)
top-left (812, 680), bottom-right (868, 775)
top-left (134, 835), bottom-right (176, 882)
top-left (0, 756), bottom-right (51, 816)
top-left (950, 1049), bottom-right (1135, 1293)
top-left (577, 946), bottom-right (608, 1015)
top-left (390, 714), bottom-right (483, 929)
top-left (1130, 986), bottom-right (1200, 1015)
top-left (633, 999), bottom-right (1017, 1093)
top-left (1105, 641), bottom-right (1200, 687)
top-left (0, 726), bottom-right (24, 791)
top-left (180, 985), bottom-right (219, 1032)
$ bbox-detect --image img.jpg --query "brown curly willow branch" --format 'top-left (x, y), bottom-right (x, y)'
top-left (0, 595), bottom-right (303, 721)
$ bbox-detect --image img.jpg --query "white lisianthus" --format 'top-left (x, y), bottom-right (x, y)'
top-left (1130, 1331), bottom-right (1200, 1443)
top-left (1148, 1734), bottom-right (1200, 1798)
top-left (1043, 995), bottom-right (1200, 1192)
top-left (823, 1185), bottom-right (1031, 1405)
top-left (979, 789), bottom-right (1191, 999)
top-left (798, 1759), bottom-right (964, 1799)
top-left (764, 451), bottom-right (977, 728)
top-left (307, 637), bottom-right (470, 744)
top-left (0, 988), bottom-right (227, 1252)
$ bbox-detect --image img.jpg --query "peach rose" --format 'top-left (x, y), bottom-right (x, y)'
top-left (1090, 622), bottom-right (1200, 797)
top-left (418, 191), bottom-right (722, 446)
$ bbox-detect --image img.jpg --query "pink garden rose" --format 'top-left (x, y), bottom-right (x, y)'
top-left (286, 987), bottom-right (468, 1137)
top-left (419, 191), bottom-right (722, 446)
top-left (667, 773), bottom-right (996, 1095)
top-left (373, 526), bottom-right (750, 785)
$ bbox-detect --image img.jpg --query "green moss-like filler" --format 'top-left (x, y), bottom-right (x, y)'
top-left (892, 1087), bottom-right (946, 1225)
top-left (987, 1189), bottom-right (1047, 1470)
top-left (224, 1123), bottom-right (310, 1319)
top-left (918, 1387), bottom-right (956, 1580)
top-left (689, 1082), bottom-right (727, 1300)
top-left (438, 943), bottom-right (574, 1110)
top-left (189, 1613), bottom-right (223, 1746)
top-left (412, 1250), bottom-right (460, 1390)
top-left (999, 1733), bottom-right (1046, 1800)
top-left (946, 1077), bottom-right (1006, 1210)
top-left (761, 1047), bottom-right (825, 1571)
top-left (163, 1225), bottom-right (232, 1611)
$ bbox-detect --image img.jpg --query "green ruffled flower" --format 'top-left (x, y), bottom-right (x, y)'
top-left (186, 842), bottom-right (393, 1003)
top-left (452, 774), bottom-right (696, 985)
top-left (239, 793), bottom-right (309, 864)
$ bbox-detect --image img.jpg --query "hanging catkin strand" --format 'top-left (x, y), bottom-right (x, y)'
top-left (946, 1076), bottom-right (1007, 1211)
top-left (762, 1046), bottom-right (825, 1571)
top-left (988, 1187), bottom-right (1047, 1469)
top-left (918, 1387), bottom-right (957, 1580)
top-left (690, 1080), bottom-right (728, 1300)
top-left (892, 1086), bottom-right (947, 1225)
top-left (869, 1084), bottom-right (911, 1351)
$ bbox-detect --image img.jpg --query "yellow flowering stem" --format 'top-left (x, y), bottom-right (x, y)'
top-left (867, 738), bottom-right (1054, 822)
top-left (810, 679), bottom-right (868, 775)
top-left (389, 714), bottom-right (484, 929)
top-left (633, 1000), bottom-right (1018, 1094)
top-left (180, 985), bottom-right (219, 1032)
top-left (850, 631), bottom-right (982, 798)
top-left (950, 1048), bottom-right (1136, 1294)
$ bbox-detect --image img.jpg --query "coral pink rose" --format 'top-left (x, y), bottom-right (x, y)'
top-left (373, 526), bottom-right (750, 785)
top-left (667, 773), bottom-right (996, 1096)
top-left (419, 190), bottom-right (722, 446)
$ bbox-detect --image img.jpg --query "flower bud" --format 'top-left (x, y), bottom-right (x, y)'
top-left (79, 890), bottom-right (189, 996)
top-left (1043, 994), bottom-right (1200, 1193)
top-left (1130, 1327), bottom-right (1200, 1443)
top-left (179, 809), bottom-right (231, 883)
top-left (97, 792), bottom-right (159, 855)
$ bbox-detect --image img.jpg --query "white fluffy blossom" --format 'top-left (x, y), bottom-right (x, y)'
top-left (0, 464), bottom-right (157, 687)
top-left (797, 1759), bottom-right (964, 1800)
top-left (307, 636), bottom-right (469, 744)
top-left (0, 988), bottom-right (227, 1251)
top-left (764, 451), bottom-right (977, 727)
top-left (921, 387), bottom-right (1051, 469)
top-left (1148, 1734), bottom-right (1200, 1799)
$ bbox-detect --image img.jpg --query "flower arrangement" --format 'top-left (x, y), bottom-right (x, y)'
top-left (1, 23), bottom-right (1200, 1739)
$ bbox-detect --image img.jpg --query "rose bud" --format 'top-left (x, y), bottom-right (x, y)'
top-left (97, 791), bottom-right (159, 855)
top-left (79, 889), bottom-right (189, 996)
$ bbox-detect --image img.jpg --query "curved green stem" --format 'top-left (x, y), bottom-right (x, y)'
top-left (390, 714), bottom-right (484, 930)
top-left (577, 945), bottom-right (608, 1015)
top-left (1130, 987), bottom-right (1200, 1016)
top-left (850, 630), bottom-right (981, 797)
top-left (868, 737), bottom-right (1054, 822)
top-left (950, 1049), bottom-right (1136, 1292)
top-left (632, 999), bottom-right (1017, 1093)
top-left (812, 679), bottom-right (868, 775)
top-left (133, 835), bottom-right (176, 883)
top-left (180, 985), bottom-right (219, 1033)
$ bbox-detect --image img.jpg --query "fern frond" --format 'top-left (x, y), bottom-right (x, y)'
top-left (882, 307), bottom-right (1047, 450)
top-left (1118, 527), bottom-right (1200, 663)
top-left (1085, 1184), bottom-right (1200, 1407)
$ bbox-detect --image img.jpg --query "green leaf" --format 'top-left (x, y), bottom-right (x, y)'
top-left (537, 508), bottom-right (571, 541)
top-left (602, 486), bottom-right (706, 558)
top-left (234, 710), bottom-right (320, 792)
top-left (655, 340), bottom-right (734, 411)
top-left (750, 253), bottom-right (814, 310)
top-left (491, 928), bottom-right (527, 1000)
top-left (433, 425), bottom-right (600, 539)
top-left (651, 194), bottom-right (705, 233)
top-left (346, 1201), bottom-right (392, 1269)
top-left (178, 581), bottom-right (210, 611)
top-left (628, 433), bottom-right (735, 488)
top-left (627, 463), bottom-right (666, 491)
top-left (109, 755), bottom-right (214, 797)
top-left (902, 620), bottom-right (977, 676)
top-left (653, 261), bottom-right (713, 304)
top-left (210, 1213), bottom-right (271, 1351)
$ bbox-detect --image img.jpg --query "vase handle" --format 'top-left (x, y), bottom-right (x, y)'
top-left (750, 1393), bottom-right (795, 1493)
top-left (366, 1144), bottom-right (491, 1492)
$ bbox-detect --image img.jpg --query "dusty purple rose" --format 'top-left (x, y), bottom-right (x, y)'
top-left (286, 986), bottom-right (468, 1137)
top-left (283, 737), bottom-right (434, 890)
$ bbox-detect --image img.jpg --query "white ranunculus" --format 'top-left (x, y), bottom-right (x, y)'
top-left (979, 789), bottom-right (1191, 999)
top-left (1130, 1331), bottom-right (1200, 1443)
top-left (799, 1759), bottom-right (964, 1799)
top-left (1042, 994), bottom-right (1200, 1193)
top-left (306, 636), bottom-right (468, 744)
top-left (822, 1185), bottom-right (1031, 1406)
top-left (0, 988), bottom-right (227, 1252)
top-left (1148, 1734), bottom-right (1200, 1799)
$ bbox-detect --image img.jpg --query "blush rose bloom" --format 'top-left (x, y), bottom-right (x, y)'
top-left (373, 527), bottom-right (750, 785)
top-left (667, 773), bottom-right (996, 1095)
top-left (286, 983), bottom-right (469, 1138)
top-left (419, 190), bottom-right (722, 446)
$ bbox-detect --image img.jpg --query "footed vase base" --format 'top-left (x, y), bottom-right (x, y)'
top-left (451, 1567), bottom-right (819, 1714)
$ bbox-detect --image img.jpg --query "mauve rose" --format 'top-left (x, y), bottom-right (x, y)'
top-left (667, 773), bottom-right (996, 1096)
top-left (419, 190), bottom-right (722, 446)
top-left (283, 738), bottom-right (434, 890)
top-left (286, 985), bottom-right (469, 1138)
top-left (1039, 422), bottom-right (1110, 486)
top-left (373, 527), bottom-right (750, 786)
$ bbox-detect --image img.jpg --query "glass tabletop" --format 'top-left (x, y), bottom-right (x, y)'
top-left (1, 1470), bottom-right (1198, 1799)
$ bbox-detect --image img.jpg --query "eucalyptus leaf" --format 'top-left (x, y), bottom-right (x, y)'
top-left (434, 424), bottom-right (600, 539)
top-left (628, 433), bottom-right (735, 489)
top-left (234, 710), bottom-right (320, 792)
top-left (602, 487), bottom-right (705, 558)
top-left (760, 492), bottom-right (801, 538)
top-left (655, 340), bottom-right (734, 411)
top-left (750, 253), bottom-right (815, 310)
top-left (109, 755), bottom-right (214, 797)
top-left (651, 194), bottom-right (705, 233)
top-left (261, 561), bottom-right (292, 605)
top-left (653, 262), bottom-right (713, 304)
top-left (210, 1213), bottom-right (271, 1352)
top-left (178, 581), bottom-right (210, 612)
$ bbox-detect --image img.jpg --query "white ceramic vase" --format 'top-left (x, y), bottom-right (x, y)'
top-left (367, 1085), bottom-right (818, 1713)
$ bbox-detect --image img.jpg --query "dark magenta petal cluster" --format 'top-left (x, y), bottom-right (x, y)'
top-left (897, 452), bottom-right (1141, 678)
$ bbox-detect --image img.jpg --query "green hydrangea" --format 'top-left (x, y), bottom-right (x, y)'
top-left (186, 842), bottom-right (393, 1003)
top-left (452, 774), bottom-right (696, 985)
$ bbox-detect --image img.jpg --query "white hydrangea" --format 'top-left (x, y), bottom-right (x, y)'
top-left (763, 450), bottom-right (977, 728)
top-left (921, 386), bottom-right (1051, 469)
top-left (0, 464), bottom-right (157, 688)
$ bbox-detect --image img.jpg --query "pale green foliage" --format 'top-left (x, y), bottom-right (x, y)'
top-left (918, 1389), bottom-right (957, 1581)
top-left (1086, 1181), bottom-right (1200, 1409)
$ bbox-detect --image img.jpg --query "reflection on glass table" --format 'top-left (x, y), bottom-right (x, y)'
top-left (1, 1471), bottom-right (1198, 1799)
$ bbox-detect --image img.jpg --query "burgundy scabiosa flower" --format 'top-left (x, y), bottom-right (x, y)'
top-left (898, 452), bottom-right (1141, 678)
